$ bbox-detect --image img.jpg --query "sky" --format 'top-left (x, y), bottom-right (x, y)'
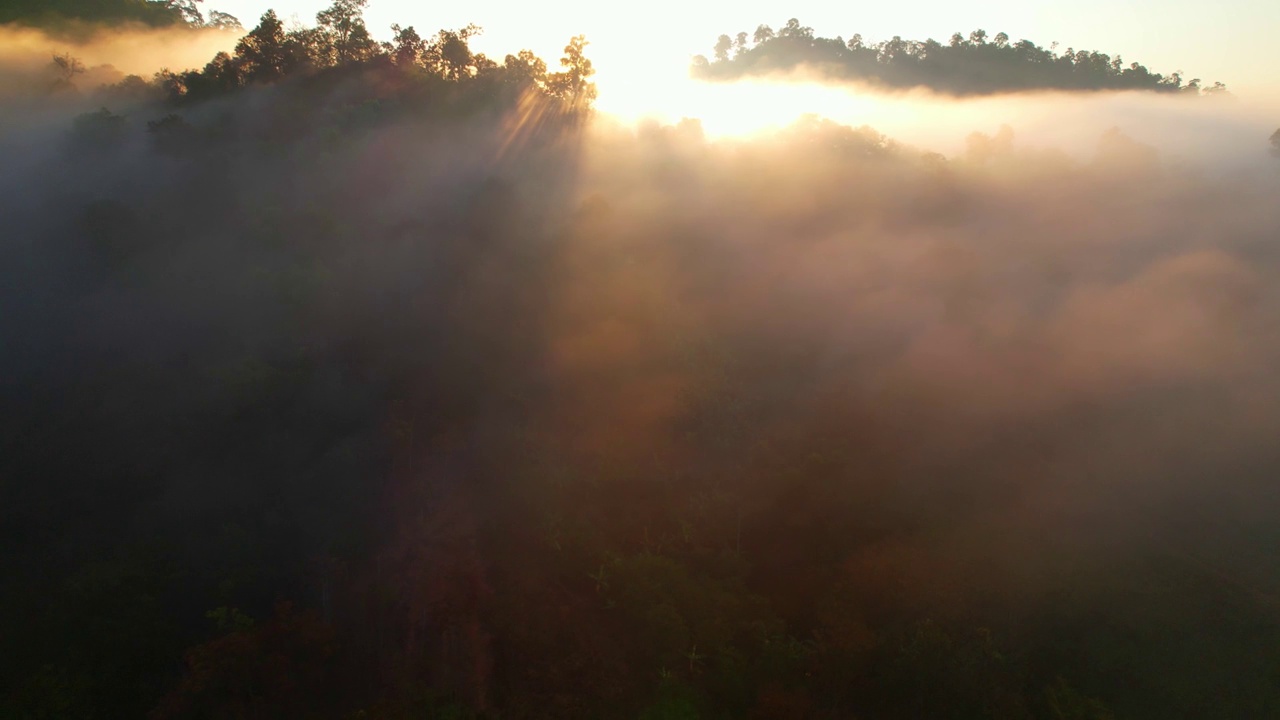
top-left (202, 0), bottom-right (1280, 96)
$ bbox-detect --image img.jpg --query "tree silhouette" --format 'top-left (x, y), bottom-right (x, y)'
top-left (694, 20), bottom-right (1227, 95)
top-left (233, 10), bottom-right (289, 83)
top-left (49, 52), bottom-right (85, 92)
top-left (205, 9), bottom-right (240, 29)
top-left (714, 34), bottom-right (732, 63)
top-left (315, 0), bottom-right (378, 64)
top-left (547, 34), bottom-right (597, 110)
top-left (386, 24), bottom-right (427, 69)
top-left (0, 0), bottom-right (192, 27)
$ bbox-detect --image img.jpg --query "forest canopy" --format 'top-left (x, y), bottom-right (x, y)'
top-left (0, 0), bottom-right (243, 29)
top-left (4, 0), bottom-right (598, 118)
top-left (693, 19), bottom-right (1229, 96)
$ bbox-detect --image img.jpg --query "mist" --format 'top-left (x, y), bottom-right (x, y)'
top-left (0, 24), bottom-right (238, 91)
top-left (598, 66), bottom-right (1280, 172)
top-left (3, 14), bottom-right (1280, 719)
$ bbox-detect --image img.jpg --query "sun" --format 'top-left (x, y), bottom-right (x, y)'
top-left (589, 49), bottom-right (886, 140)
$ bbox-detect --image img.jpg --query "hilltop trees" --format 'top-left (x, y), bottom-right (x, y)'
top-left (0, 0), bottom-right (186, 27)
top-left (546, 34), bottom-right (598, 108)
top-left (315, 0), bottom-right (378, 64)
top-left (49, 51), bottom-right (85, 91)
top-left (0, 0), bottom-right (240, 30)
top-left (694, 19), bottom-right (1227, 95)
top-left (137, 1), bottom-right (596, 115)
top-left (9, 0), bottom-right (597, 116)
top-left (231, 10), bottom-right (290, 83)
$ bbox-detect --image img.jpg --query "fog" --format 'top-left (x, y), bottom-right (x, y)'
top-left (3, 23), bottom-right (1280, 719)
top-left (0, 24), bottom-right (237, 92)
top-left (597, 65), bottom-right (1280, 171)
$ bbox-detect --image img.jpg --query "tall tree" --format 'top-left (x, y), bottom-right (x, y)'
top-left (205, 10), bottom-right (240, 29)
top-left (547, 35), bottom-right (596, 109)
top-left (713, 34), bottom-right (733, 63)
top-left (434, 25), bottom-right (482, 80)
top-left (316, 0), bottom-right (378, 64)
top-left (386, 24), bottom-right (427, 69)
top-left (234, 10), bottom-right (288, 82)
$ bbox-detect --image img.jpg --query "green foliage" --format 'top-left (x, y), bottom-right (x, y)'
top-left (146, 112), bottom-right (200, 156)
top-left (888, 621), bottom-right (1031, 719)
top-left (232, 9), bottom-right (290, 83)
top-left (546, 34), bottom-right (598, 110)
top-left (603, 553), bottom-right (779, 687)
top-left (129, 0), bottom-right (595, 121)
top-left (152, 603), bottom-right (338, 720)
top-left (695, 20), bottom-right (1226, 95)
top-left (638, 683), bottom-right (701, 720)
top-left (315, 0), bottom-right (378, 64)
top-left (50, 51), bottom-right (85, 91)
top-left (70, 107), bottom-right (128, 149)
top-left (1043, 677), bottom-right (1115, 720)
top-left (205, 606), bottom-right (255, 634)
top-left (0, 0), bottom-right (191, 28)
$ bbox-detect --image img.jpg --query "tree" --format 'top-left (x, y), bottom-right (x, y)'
top-left (234, 10), bottom-right (288, 82)
top-left (1043, 677), bottom-right (1115, 720)
top-left (435, 25), bottom-right (482, 80)
top-left (205, 10), bottom-right (240, 29)
top-left (189, 50), bottom-right (242, 98)
top-left (167, 0), bottom-right (202, 25)
top-left (547, 35), bottom-right (597, 110)
top-left (0, 0), bottom-right (190, 27)
top-left (692, 23), bottom-right (1224, 95)
top-left (50, 52), bottom-right (85, 91)
top-left (387, 24), bottom-right (427, 69)
top-left (1271, 128), bottom-right (1280, 157)
top-left (147, 113), bottom-right (200, 156)
top-left (315, 0), bottom-right (379, 64)
top-left (150, 602), bottom-right (338, 720)
top-left (69, 108), bottom-right (128, 151)
top-left (713, 34), bottom-right (732, 62)
top-left (779, 18), bottom-right (813, 40)
top-left (501, 49), bottom-right (548, 88)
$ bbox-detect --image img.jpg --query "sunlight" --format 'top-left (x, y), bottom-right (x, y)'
top-left (591, 51), bottom-right (886, 140)
top-left (593, 54), bottom-right (1280, 164)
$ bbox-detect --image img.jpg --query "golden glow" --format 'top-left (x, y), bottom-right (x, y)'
top-left (495, 85), bottom-right (562, 163)
top-left (589, 50), bottom-right (1280, 165)
top-left (590, 50), bottom-right (886, 140)
top-left (0, 25), bottom-right (240, 77)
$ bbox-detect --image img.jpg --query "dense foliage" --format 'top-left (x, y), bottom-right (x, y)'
top-left (0, 0), bottom-right (240, 30)
top-left (133, 4), bottom-right (595, 112)
top-left (693, 19), bottom-right (1228, 96)
top-left (4, 5), bottom-right (1280, 720)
